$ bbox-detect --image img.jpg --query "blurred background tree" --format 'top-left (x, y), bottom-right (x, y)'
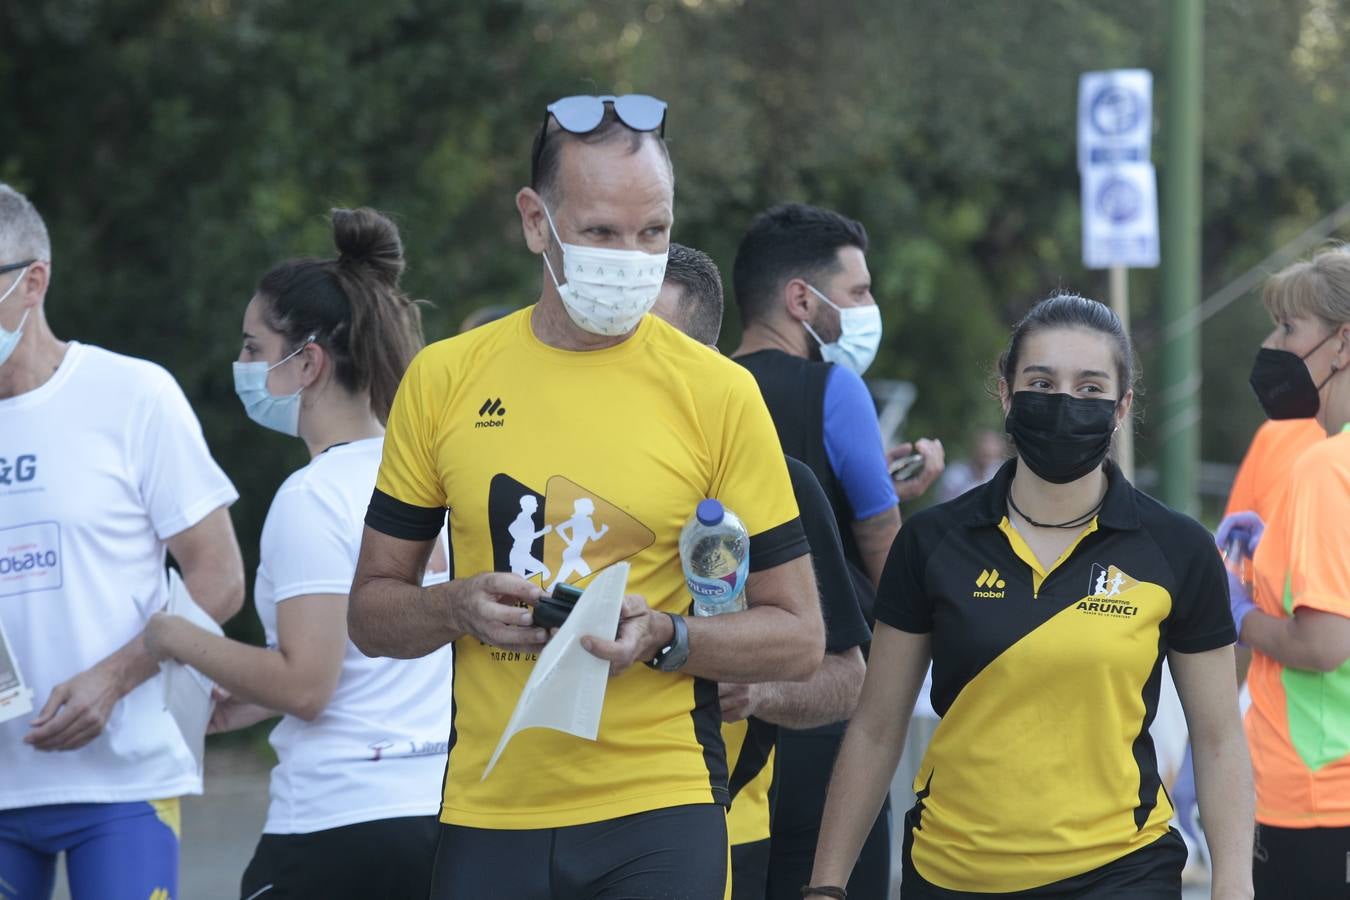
top-left (4, 0), bottom-right (1350, 646)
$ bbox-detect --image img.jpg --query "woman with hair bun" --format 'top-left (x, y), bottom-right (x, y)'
top-left (145, 207), bottom-right (452, 899)
top-left (806, 294), bottom-right (1254, 899)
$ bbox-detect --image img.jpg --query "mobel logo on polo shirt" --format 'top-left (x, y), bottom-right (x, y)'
top-left (475, 398), bottom-right (507, 429)
top-left (972, 568), bottom-right (1006, 599)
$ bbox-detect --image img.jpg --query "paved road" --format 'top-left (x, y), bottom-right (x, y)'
top-left (52, 741), bottom-right (1211, 899)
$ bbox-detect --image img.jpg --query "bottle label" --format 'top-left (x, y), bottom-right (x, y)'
top-left (685, 557), bottom-right (749, 603)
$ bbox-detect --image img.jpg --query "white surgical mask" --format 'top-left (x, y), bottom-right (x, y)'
top-left (231, 336), bottom-right (313, 436)
top-left (802, 284), bottom-right (883, 375)
top-left (540, 204), bottom-right (668, 336)
top-left (0, 265), bottom-right (32, 369)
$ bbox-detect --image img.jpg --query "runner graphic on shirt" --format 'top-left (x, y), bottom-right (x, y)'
top-left (1094, 569), bottom-right (1126, 598)
top-left (548, 498), bottom-right (608, 589)
top-left (508, 495), bottom-right (552, 582)
top-left (486, 475), bottom-right (656, 587)
top-left (1089, 564), bottom-right (1137, 599)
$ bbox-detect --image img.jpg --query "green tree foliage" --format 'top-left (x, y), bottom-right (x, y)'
top-left (4, 0), bottom-right (1350, 640)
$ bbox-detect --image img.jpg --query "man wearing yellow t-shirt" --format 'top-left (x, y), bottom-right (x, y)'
top-left (348, 96), bottom-right (824, 900)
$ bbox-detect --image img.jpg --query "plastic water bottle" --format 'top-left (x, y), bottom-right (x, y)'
top-left (680, 498), bottom-right (750, 616)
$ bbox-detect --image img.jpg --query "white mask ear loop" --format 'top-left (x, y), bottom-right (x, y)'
top-left (539, 203), bottom-right (567, 290)
top-left (801, 284), bottom-right (839, 349)
top-left (267, 335), bottom-right (318, 414)
top-left (0, 264), bottom-right (31, 306)
top-left (801, 320), bottom-right (827, 349)
top-left (805, 283), bottom-right (843, 314)
top-left (268, 334), bottom-right (316, 373)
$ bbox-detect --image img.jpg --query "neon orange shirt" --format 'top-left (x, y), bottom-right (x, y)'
top-left (1224, 419), bottom-right (1324, 583)
top-left (1225, 419), bottom-right (1325, 519)
top-left (1246, 426), bottom-right (1350, 827)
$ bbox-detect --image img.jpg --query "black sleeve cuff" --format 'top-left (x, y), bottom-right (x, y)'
top-left (825, 617), bottom-right (873, 654)
top-left (873, 603), bottom-right (933, 635)
top-left (1169, 625), bottom-right (1237, 654)
top-left (366, 487), bottom-right (446, 542)
top-left (748, 517), bottom-right (810, 572)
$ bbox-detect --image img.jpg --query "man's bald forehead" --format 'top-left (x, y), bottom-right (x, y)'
top-left (532, 117), bottom-right (672, 205)
top-left (553, 134), bottom-right (672, 201)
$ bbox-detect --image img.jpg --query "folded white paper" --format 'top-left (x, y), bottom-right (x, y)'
top-left (0, 614), bottom-right (32, 725)
top-left (482, 562), bottom-right (629, 780)
top-left (161, 569), bottom-right (221, 774)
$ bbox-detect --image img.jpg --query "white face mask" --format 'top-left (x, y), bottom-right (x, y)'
top-left (231, 337), bottom-right (313, 437)
top-left (0, 265), bottom-right (32, 369)
top-left (802, 284), bottom-right (883, 375)
top-left (540, 204), bottom-right (668, 337)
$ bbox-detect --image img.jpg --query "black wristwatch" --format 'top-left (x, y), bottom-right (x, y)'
top-left (645, 612), bottom-right (689, 672)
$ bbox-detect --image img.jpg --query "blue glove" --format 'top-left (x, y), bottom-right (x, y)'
top-left (1227, 567), bottom-right (1256, 645)
top-left (1216, 510), bottom-right (1265, 558)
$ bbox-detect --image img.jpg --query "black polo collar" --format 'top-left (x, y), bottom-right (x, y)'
top-left (969, 458), bottom-right (1140, 531)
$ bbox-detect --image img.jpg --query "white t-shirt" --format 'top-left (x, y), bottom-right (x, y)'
top-left (256, 437), bottom-right (454, 834)
top-left (0, 343), bottom-right (238, 809)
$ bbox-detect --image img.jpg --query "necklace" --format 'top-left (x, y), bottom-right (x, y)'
top-left (1007, 488), bottom-right (1104, 530)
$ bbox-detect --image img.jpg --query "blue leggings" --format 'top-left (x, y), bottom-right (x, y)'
top-left (0, 800), bottom-right (180, 900)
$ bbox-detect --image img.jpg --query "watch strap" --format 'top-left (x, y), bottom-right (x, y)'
top-left (646, 612), bottom-right (688, 671)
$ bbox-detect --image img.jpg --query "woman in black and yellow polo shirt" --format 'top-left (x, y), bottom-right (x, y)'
top-left (806, 295), bottom-right (1254, 899)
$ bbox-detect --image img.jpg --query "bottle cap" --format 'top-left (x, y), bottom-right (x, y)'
top-left (696, 498), bottom-right (724, 527)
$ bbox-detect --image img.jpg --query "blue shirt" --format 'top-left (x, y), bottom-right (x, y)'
top-left (822, 365), bottom-right (899, 522)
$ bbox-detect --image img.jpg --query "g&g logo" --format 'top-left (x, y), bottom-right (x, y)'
top-left (0, 456), bottom-right (37, 486)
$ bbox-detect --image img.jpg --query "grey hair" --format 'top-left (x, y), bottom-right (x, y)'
top-left (0, 184), bottom-right (52, 264)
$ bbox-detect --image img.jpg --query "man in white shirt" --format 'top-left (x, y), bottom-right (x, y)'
top-left (0, 183), bottom-right (245, 899)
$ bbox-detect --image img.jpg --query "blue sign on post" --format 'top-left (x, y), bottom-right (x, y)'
top-left (1078, 69), bottom-right (1153, 170)
top-left (1082, 163), bottom-right (1159, 269)
top-left (1079, 70), bottom-right (1158, 270)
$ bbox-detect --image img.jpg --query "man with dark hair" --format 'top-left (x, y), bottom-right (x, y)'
top-left (652, 242), bottom-right (724, 345)
top-left (732, 203), bottom-right (944, 596)
top-left (350, 96), bottom-right (826, 900)
top-left (653, 248), bottom-right (870, 900)
top-left (732, 202), bottom-right (945, 897)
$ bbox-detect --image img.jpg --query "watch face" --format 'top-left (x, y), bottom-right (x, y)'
top-left (660, 646), bottom-right (689, 672)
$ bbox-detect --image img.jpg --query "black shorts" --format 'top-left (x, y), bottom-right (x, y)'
top-left (429, 803), bottom-right (728, 900)
top-left (239, 814), bottom-right (440, 900)
top-left (1253, 821), bottom-right (1350, 899)
top-left (899, 823), bottom-right (1185, 899)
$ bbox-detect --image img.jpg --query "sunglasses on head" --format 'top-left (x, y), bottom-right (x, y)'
top-left (531, 94), bottom-right (668, 185)
top-left (547, 94), bottom-right (667, 136)
top-left (0, 260), bottom-right (35, 276)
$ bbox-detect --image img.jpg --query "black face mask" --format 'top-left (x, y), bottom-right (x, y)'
top-left (1004, 391), bottom-right (1118, 485)
top-left (1248, 333), bottom-right (1338, 420)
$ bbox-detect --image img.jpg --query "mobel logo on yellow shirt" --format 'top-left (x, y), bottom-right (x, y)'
top-left (488, 473), bottom-right (655, 591)
top-left (475, 397), bottom-right (507, 428)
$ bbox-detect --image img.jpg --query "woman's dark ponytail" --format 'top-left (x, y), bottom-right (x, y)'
top-left (258, 207), bottom-right (425, 424)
